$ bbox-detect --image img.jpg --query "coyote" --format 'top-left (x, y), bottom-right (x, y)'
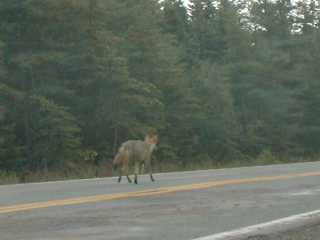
top-left (113, 133), bottom-right (158, 184)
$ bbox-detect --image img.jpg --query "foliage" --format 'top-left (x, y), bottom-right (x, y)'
top-left (0, 0), bottom-right (320, 182)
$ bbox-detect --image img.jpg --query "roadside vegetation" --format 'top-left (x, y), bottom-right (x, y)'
top-left (0, 0), bottom-right (319, 184)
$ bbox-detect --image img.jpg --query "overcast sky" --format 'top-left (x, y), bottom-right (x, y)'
top-left (183, 0), bottom-right (189, 6)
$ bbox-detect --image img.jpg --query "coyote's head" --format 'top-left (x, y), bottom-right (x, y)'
top-left (145, 133), bottom-right (158, 151)
top-left (145, 133), bottom-right (158, 144)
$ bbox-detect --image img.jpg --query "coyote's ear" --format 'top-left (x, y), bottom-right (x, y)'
top-left (145, 133), bottom-right (158, 144)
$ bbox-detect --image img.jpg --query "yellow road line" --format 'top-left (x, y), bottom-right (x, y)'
top-left (1, 171), bottom-right (320, 214)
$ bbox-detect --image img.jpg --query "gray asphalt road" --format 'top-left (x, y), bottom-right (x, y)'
top-left (1, 162), bottom-right (320, 240)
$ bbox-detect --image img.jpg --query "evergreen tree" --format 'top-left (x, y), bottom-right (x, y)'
top-left (294, 0), bottom-right (320, 155)
top-left (188, 0), bottom-right (221, 62)
top-left (0, 0), bottom-right (320, 181)
top-left (0, 0), bottom-right (84, 173)
top-left (161, 0), bottom-right (189, 43)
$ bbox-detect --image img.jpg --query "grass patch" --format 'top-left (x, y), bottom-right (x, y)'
top-left (0, 156), bottom-right (318, 185)
top-left (0, 171), bottom-right (19, 185)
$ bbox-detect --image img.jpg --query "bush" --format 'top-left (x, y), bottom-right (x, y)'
top-left (255, 149), bottom-right (280, 165)
top-left (0, 171), bottom-right (19, 185)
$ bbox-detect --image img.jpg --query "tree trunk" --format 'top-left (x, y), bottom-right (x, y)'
top-left (113, 126), bottom-right (118, 156)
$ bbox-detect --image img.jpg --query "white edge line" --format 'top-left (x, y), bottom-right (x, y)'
top-left (193, 209), bottom-right (320, 240)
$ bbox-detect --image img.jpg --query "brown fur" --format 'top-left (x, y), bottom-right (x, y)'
top-left (113, 133), bottom-right (158, 184)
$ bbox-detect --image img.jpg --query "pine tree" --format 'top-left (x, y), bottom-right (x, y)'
top-left (294, 1), bottom-right (320, 155)
top-left (161, 0), bottom-right (189, 43)
top-left (188, 0), bottom-right (220, 62)
top-left (0, 0), bottom-right (84, 172)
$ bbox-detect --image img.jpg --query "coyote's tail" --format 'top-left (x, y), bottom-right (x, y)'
top-left (112, 144), bottom-right (130, 173)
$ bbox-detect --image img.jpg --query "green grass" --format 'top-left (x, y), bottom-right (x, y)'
top-left (0, 156), bottom-right (318, 185)
top-left (153, 154), bottom-right (314, 174)
top-left (0, 171), bottom-right (19, 185)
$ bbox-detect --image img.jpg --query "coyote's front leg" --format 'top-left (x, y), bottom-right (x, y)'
top-left (134, 161), bottom-right (141, 184)
top-left (145, 161), bottom-right (155, 182)
top-left (123, 164), bottom-right (132, 183)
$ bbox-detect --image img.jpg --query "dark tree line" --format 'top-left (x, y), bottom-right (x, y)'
top-left (0, 0), bottom-right (319, 181)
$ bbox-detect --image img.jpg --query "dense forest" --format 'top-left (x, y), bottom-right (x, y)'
top-left (0, 0), bottom-right (319, 182)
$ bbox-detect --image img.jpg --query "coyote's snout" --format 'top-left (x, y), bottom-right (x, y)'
top-left (113, 133), bottom-right (158, 184)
